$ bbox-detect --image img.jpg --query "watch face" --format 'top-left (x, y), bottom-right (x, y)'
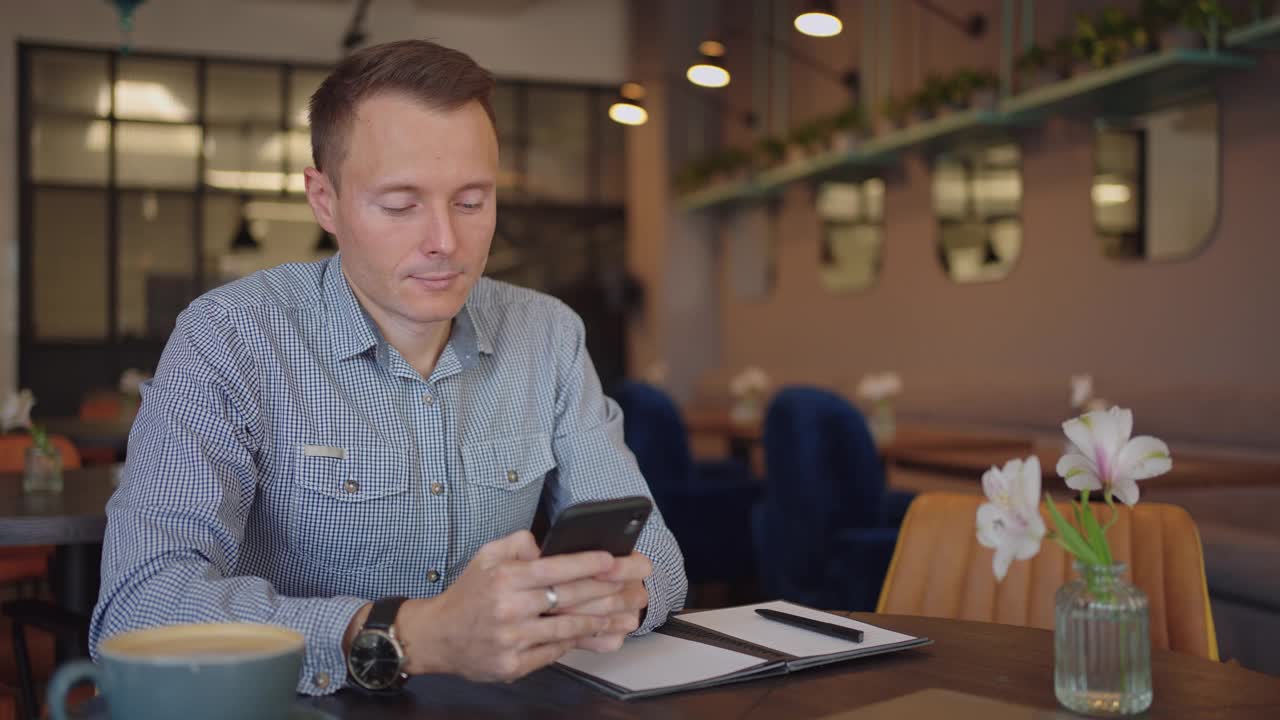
top-left (348, 630), bottom-right (403, 690)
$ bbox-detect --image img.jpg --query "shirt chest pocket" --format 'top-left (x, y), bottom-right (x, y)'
top-left (290, 443), bottom-right (411, 574)
top-left (461, 434), bottom-right (556, 501)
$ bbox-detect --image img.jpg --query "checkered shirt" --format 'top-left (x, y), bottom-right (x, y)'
top-left (89, 255), bottom-right (688, 695)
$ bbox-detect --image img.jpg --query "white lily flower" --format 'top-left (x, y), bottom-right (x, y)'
top-left (1056, 406), bottom-right (1172, 507)
top-left (1070, 374), bottom-right (1093, 409)
top-left (729, 366), bottom-right (770, 398)
top-left (856, 372), bottom-right (903, 402)
top-left (1, 389), bottom-right (36, 433)
top-left (119, 368), bottom-right (151, 396)
top-left (641, 361), bottom-right (668, 387)
top-left (977, 456), bottom-right (1047, 580)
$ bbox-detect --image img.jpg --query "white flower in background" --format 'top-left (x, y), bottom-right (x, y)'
top-left (1, 389), bottom-right (36, 433)
top-left (977, 456), bottom-right (1047, 580)
top-left (856, 371), bottom-right (903, 402)
top-left (729, 366), bottom-right (771, 399)
top-left (1070, 374), bottom-right (1093, 409)
top-left (641, 361), bottom-right (668, 387)
top-left (118, 368), bottom-right (151, 396)
top-left (1056, 407), bottom-right (1172, 507)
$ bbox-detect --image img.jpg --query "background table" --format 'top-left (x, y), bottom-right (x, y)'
top-left (0, 466), bottom-right (119, 622)
top-left (888, 444), bottom-right (1280, 489)
top-left (301, 614), bottom-right (1280, 719)
top-left (41, 417), bottom-right (134, 461)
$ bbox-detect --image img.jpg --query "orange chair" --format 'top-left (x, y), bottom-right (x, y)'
top-left (0, 434), bottom-right (83, 718)
top-left (77, 390), bottom-right (126, 422)
top-left (0, 435), bottom-right (81, 475)
top-left (0, 433), bottom-right (82, 591)
top-left (877, 492), bottom-right (1218, 660)
top-left (77, 391), bottom-right (134, 465)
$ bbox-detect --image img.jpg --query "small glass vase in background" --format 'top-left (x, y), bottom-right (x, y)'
top-left (1055, 561), bottom-right (1152, 716)
top-left (869, 399), bottom-right (896, 445)
top-left (729, 395), bottom-right (762, 425)
top-left (23, 445), bottom-right (64, 494)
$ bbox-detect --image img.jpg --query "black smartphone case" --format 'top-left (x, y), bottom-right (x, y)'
top-left (540, 496), bottom-right (653, 557)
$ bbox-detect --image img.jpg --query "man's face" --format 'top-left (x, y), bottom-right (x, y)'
top-left (306, 93), bottom-right (498, 331)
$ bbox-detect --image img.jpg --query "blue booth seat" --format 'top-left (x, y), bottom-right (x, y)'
top-left (752, 386), bottom-right (914, 611)
top-left (610, 382), bottom-right (760, 586)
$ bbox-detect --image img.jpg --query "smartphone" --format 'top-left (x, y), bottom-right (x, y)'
top-left (539, 496), bottom-right (653, 557)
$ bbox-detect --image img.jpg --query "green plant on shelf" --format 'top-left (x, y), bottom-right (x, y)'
top-left (1096, 7), bottom-right (1152, 61)
top-left (787, 119), bottom-right (826, 157)
top-left (675, 145), bottom-right (757, 195)
top-left (947, 69), bottom-right (999, 108)
top-left (831, 105), bottom-right (866, 133)
top-left (1247, 0), bottom-right (1277, 21)
top-left (753, 136), bottom-right (787, 169)
top-left (673, 159), bottom-right (709, 195)
top-left (880, 95), bottom-right (912, 128)
top-left (1016, 43), bottom-right (1068, 89)
top-left (1051, 35), bottom-right (1079, 73)
top-left (912, 74), bottom-right (949, 117)
top-left (1016, 44), bottom-right (1051, 73)
top-left (1141, 0), bottom-right (1235, 44)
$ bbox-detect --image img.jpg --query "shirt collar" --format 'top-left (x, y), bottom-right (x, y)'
top-left (325, 254), bottom-right (495, 365)
top-left (325, 255), bottom-right (381, 362)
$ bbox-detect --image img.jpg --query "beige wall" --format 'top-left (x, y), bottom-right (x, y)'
top-left (632, 0), bottom-right (1280, 450)
top-left (0, 0), bottom-right (627, 394)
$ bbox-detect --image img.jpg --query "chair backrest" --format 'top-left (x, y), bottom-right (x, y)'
top-left (877, 492), bottom-right (1218, 660)
top-left (756, 386), bottom-right (885, 604)
top-left (0, 433), bottom-right (82, 473)
top-left (79, 390), bottom-right (124, 421)
top-left (610, 382), bottom-right (693, 501)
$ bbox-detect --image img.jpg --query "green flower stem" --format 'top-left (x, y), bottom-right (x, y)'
top-left (28, 423), bottom-right (54, 456)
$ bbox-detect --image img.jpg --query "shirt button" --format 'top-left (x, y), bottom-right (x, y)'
top-left (422, 392), bottom-right (434, 406)
top-left (313, 671), bottom-right (330, 689)
top-left (426, 569), bottom-right (440, 582)
top-left (506, 469), bottom-right (519, 484)
top-left (343, 479), bottom-right (359, 494)
top-left (430, 482), bottom-right (444, 495)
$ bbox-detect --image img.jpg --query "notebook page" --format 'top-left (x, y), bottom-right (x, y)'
top-left (677, 600), bottom-right (919, 658)
top-left (557, 631), bottom-right (766, 692)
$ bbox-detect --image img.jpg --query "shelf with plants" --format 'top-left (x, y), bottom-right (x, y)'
top-left (1000, 48), bottom-right (1252, 121)
top-left (1226, 12), bottom-right (1280, 49)
top-left (678, 0), bottom-right (1256, 213)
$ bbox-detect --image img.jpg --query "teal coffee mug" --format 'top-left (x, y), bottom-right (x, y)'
top-left (48, 622), bottom-right (305, 720)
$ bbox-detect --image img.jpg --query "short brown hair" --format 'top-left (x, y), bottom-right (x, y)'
top-left (309, 40), bottom-right (497, 188)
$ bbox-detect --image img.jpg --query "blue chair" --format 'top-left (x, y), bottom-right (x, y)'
top-left (610, 382), bottom-right (760, 586)
top-left (752, 386), bottom-right (914, 611)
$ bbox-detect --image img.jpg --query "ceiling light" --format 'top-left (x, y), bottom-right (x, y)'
top-left (609, 83), bottom-right (649, 126)
top-left (609, 101), bottom-right (648, 126)
top-left (795, 1), bottom-right (842, 37)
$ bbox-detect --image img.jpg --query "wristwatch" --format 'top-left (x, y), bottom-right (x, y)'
top-left (347, 596), bottom-right (409, 691)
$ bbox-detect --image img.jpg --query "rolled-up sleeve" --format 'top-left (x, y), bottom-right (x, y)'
top-left (89, 301), bottom-right (364, 696)
top-left (543, 309), bottom-right (688, 632)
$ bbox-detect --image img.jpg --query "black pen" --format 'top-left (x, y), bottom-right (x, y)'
top-left (754, 608), bottom-right (864, 643)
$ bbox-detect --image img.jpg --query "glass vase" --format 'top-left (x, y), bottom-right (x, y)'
top-left (23, 445), bottom-right (64, 494)
top-left (729, 396), bottom-right (762, 425)
top-left (1054, 562), bottom-right (1152, 716)
top-left (869, 400), bottom-right (896, 445)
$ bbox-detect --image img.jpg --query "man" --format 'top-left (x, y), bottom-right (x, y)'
top-left (90, 40), bottom-right (687, 695)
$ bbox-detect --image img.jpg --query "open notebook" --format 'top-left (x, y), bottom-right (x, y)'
top-left (556, 600), bottom-right (932, 700)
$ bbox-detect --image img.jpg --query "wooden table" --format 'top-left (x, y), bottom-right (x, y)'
top-left (299, 614), bottom-right (1280, 718)
top-left (41, 417), bottom-right (134, 458)
top-left (889, 444), bottom-right (1280, 489)
top-left (0, 465), bottom-right (119, 621)
top-left (683, 407), bottom-right (1032, 475)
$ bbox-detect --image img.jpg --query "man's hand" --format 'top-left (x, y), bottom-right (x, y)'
top-left (392, 530), bottom-right (624, 682)
top-left (554, 552), bottom-right (653, 653)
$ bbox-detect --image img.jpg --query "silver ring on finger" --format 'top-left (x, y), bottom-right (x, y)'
top-left (545, 585), bottom-right (559, 611)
